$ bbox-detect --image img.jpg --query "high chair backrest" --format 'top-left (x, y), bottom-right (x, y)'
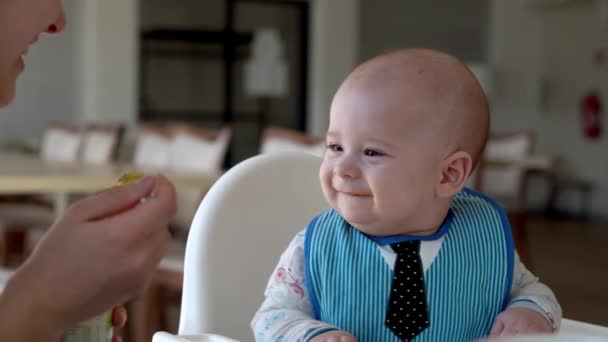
top-left (178, 152), bottom-right (328, 341)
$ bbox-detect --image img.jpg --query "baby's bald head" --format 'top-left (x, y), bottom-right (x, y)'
top-left (334, 48), bottom-right (489, 167)
top-left (322, 49), bottom-right (490, 236)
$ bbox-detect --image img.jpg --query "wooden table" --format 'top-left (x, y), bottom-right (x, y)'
top-left (0, 153), bottom-right (218, 215)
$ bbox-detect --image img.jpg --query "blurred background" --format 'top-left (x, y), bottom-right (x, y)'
top-left (0, 0), bottom-right (606, 341)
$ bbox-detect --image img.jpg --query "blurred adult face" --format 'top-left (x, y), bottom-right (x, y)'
top-left (0, 0), bottom-right (66, 106)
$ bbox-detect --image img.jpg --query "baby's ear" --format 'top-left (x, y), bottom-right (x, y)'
top-left (436, 150), bottom-right (473, 198)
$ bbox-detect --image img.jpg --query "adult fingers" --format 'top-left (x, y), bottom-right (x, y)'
top-left (65, 175), bottom-right (157, 223)
top-left (111, 306), bottom-right (128, 328)
top-left (98, 175), bottom-right (177, 239)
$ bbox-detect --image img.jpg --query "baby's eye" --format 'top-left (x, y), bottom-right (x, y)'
top-left (364, 149), bottom-right (384, 157)
top-left (327, 143), bottom-right (343, 152)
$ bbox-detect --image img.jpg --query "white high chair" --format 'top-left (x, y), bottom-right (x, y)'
top-left (482, 320), bottom-right (608, 341)
top-left (152, 153), bottom-right (608, 342)
top-left (153, 152), bottom-right (328, 342)
top-left (488, 318), bottom-right (608, 341)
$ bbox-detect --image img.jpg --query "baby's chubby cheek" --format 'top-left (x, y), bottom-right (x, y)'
top-left (319, 168), bottom-right (337, 201)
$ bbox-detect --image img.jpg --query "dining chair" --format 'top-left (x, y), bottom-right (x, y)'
top-left (13, 123), bottom-right (124, 263)
top-left (0, 122), bottom-right (82, 266)
top-left (79, 123), bottom-right (123, 164)
top-left (133, 124), bottom-right (172, 170)
top-left (40, 122), bottom-right (82, 163)
top-left (169, 124), bottom-right (231, 176)
top-left (471, 131), bottom-right (535, 266)
top-left (168, 124), bottom-right (232, 234)
top-left (152, 152), bottom-right (328, 341)
top-left (259, 126), bottom-right (325, 157)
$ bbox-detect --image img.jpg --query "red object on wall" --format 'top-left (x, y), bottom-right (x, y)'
top-left (581, 90), bottom-right (602, 139)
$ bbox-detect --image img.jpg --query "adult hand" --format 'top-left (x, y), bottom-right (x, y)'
top-left (111, 306), bottom-right (128, 342)
top-left (0, 175), bottom-right (176, 340)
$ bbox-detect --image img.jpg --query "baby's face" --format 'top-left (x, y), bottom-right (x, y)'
top-left (320, 84), bottom-right (445, 237)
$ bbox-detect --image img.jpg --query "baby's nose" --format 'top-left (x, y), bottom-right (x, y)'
top-left (334, 157), bottom-right (360, 179)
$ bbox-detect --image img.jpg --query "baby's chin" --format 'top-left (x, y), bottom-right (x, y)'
top-left (332, 200), bottom-right (414, 236)
top-left (338, 209), bottom-right (421, 237)
top-left (339, 212), bottom-right (400, 237)
top-left (354, 225), bottom-right (403, 237)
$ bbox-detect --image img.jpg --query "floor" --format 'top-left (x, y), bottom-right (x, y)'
top-left (525, 217), bottom-right (608, 326)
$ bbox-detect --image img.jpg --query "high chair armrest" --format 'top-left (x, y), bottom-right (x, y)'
top-left (559, 318), bottom-right (608, 336)
top-left (152, 332), bottom-right (189, 342)
top-left (153, 332), bottom-right (241, 342)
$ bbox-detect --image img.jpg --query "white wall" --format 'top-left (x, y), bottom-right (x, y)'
top-left (140, 0), bottom-right (300, 122)
top-left (359, 0), bottom-right (488, 62)
top-left (136, 0), bottom-right (362, 157)
top-left (140, 0), bottom-right (307, 163)
top-left (0, 0), bottom-right (138, 141)
top-left (80, 0), bottom-right (138, 128)
top-left (489, 0), bottom-right (608, 219)
top-left (308, 0), bottom-right (360, 136)
top-left (0, 0), bottom-right (80, 139)
top-left (0, 0), bottom-right (357, 156)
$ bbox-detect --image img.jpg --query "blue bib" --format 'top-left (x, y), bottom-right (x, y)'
top-left (304, 189), bottom-right (514, 342)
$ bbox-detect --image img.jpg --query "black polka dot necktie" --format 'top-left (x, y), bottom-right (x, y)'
top-left (385, 240), bottom-right (430, 341)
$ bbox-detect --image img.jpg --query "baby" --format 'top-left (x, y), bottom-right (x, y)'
top-left (252, 48), bottom-right (561, 342)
